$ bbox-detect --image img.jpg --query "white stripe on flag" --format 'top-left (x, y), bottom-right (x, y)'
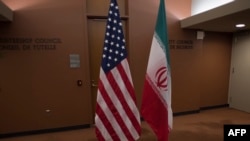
top-left (99, 67), bottom-right (139, 139)
top-left (112, 60), bottom-right (140, 120)
top-left (96, 89), bottom-right (127, 140)
top-left (95, 114), bottom-right (112, 140)
top-left (122, 60), bottom-right (141, 123)
top-left (111, 62), bottom-right (140, 138)
top-left (121, 60), bottom-right (134, 87)
top-left (147, 35), bottom-right (169, 109)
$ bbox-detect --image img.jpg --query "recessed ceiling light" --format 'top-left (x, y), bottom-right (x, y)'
top-left (235, 24), bottom-right (245, 28)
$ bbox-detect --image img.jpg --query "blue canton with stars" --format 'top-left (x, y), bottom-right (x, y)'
top-left (101, 0), bottom-right (127, 73)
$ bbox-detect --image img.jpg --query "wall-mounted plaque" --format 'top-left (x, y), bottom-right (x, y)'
top-left (69, 54), bottom-right (80, 68)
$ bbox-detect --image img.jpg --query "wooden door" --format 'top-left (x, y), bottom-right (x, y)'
top-left (87, 18), bottom-right (127, 121)
top-left (87, 19), bottom-right (106, 121)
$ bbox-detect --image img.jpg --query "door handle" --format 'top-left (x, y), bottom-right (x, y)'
top-left (91, 80), bottom-right (98, 87)
top-left (91, 83), bottom-right (98, 87)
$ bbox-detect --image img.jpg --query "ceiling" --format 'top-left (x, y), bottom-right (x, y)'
top-left (1, 0), bottom-right (250, 33)
top-left (0, 1), bottom-right (13, 22)
top-left (181, 0), bottom-right (250, 33)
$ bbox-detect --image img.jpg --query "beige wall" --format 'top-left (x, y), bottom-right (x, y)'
top-left (0, 0), bottom-right (92, 134)
top-left (0, 0), bottom-right (231, 134)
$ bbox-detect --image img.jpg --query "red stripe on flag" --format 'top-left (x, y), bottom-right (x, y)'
top-left (95, 103), bottom-right (119, 141)
top-left (104, 71), bottom-right (139, 140)
top-left (116, 63), bottom-right (141, 134)
top-left (117, 62), bottom-right (137, 102)
top-left (95, 128), bottom-right (105, 141)
top-left (141, 77), bottom-right (169, 141)
top-left (98, 77), bottom-right (134, 141)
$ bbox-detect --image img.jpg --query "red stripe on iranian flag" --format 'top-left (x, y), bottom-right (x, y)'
top-left (141, 75), bottom-right (169, 141)
top-left (141, 34), bottom-right (172, 141)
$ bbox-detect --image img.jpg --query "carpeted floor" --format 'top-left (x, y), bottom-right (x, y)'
top-left (1, 107), bottom-right (250, 141)
top-left (169, 107), bottom-right (250, 141)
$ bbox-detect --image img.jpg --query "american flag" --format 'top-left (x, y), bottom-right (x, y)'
top-left (94, 0), bottom-right (141, 140)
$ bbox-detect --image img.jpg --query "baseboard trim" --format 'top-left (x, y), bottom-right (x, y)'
top-left (0, 104), bottom-right (230, 139)
top-left (200, 104), bottom-right (229, 111)
top-left (0, 124), bottom-right (90, 139)
top-left (173, 104), bottom-right (229, 116)
top-left (173, 110), bottom-right (200, 116)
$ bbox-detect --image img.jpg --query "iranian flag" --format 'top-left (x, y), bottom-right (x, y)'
top-left (141, 0), bottom-right (173, 141)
